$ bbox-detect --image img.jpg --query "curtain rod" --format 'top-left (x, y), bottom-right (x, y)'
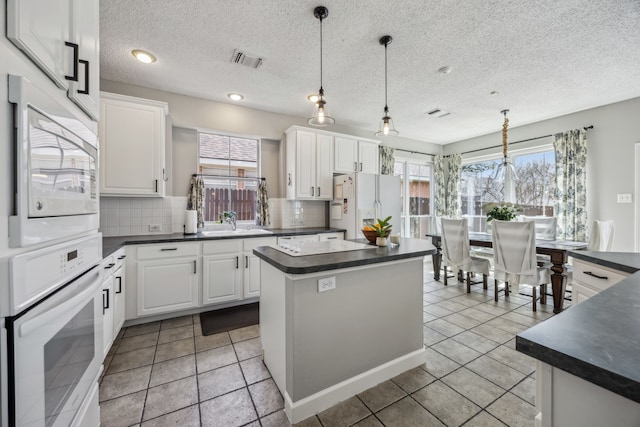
top-left (458, 125), bottom-right (594, 156)
top-left (395, 148), bottom-right (435, 156)
top-left (193, 174), bottom-right (265, 181)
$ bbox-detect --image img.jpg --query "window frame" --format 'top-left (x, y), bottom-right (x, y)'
top-left (394, 153), bottom-right (434, 238)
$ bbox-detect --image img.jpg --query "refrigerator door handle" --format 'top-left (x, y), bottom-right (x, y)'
top-left (354, 162), bottom-right (357, 171)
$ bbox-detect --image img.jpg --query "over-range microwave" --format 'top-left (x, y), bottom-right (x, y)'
top-left (8, 75), bottom-right (99, 247)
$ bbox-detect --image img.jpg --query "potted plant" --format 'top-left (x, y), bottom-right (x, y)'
top-left (373, 216), bottom-right (392, 246)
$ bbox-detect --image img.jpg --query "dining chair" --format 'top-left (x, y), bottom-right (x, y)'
top-left (587, 220), bottom-right (615, 251)
top-left (521, 215), bottom-right (557, 240)
top-left (492, 220), bottom-right (551, 311)
top-left (441, 218), bottom-right (490, 292)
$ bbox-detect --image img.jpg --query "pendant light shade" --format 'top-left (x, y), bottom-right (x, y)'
top-left (308, 6), bottom-right (335, 126)
top-left (375, 35), bottom-right (398, 137)
top-left (495, 109), bottom-right (518, 181)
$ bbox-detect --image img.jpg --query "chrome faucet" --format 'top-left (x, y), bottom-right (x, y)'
top-left (222, 211), bottom-right (237, 231)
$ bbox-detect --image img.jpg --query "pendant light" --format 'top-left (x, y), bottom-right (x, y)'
top-left (308, 6), bottom-right (335, 126)
top-left (374, 35), bottom-right (398, 137)
top-left (495, 109), bottom-right (518, 181)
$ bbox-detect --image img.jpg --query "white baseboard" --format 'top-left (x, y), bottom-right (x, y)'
top-left (284, 348), bottom-right (427, 424)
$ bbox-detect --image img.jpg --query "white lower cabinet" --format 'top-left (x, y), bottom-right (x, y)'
top-left (571, 258), bottom-right (628, 305)
top-left (112, 262), bottom-right (126, 335)
top-left (202, 240), bottom-right (243, 305)
top-left (136, 243), bottom-right (200, 316)
top-left (101, 270), bottom-right (114, 357)
top-left (243, 237), bottom-right (277, 298)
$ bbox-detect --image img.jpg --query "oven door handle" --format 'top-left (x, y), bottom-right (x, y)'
top-left (18, 267), bottom-right (101, 338)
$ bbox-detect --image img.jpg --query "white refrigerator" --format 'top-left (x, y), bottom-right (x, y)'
top-left (330, 173), bottom-right (402, 240)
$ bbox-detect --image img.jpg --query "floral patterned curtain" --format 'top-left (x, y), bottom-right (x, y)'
top-left (433, 155), bottom-right (447, 217)
top-left (445, 154), bottom-right (462, 218)
top-left (187, 175), bottom-right (205, 228)
top-left (554, 129), bottom-right (587, 241)
top-left (256, 179), bottom-right (270, 226)
top-left (379, 146), bottom-right (395, 175)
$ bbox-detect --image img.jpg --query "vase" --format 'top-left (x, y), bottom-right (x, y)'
top-left (376, 236), bottom-right (388, 246)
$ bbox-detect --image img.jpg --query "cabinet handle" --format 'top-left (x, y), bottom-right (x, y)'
top-left (64, 41), bottom-right (79, 82)
top-left (316, 187), bottom-right (320, 197)
top-left (163, 168), bottom-right (168, 182)
top-left (359, 162), bottom-right (363, 172)
top-left (160, 248), bottom-right (178, 251)
top-left (245, 256), bottom-right (248, 268)
top-left (118, 255), bottom-right (127, 260)
top-left (326, 236), bottom-right (338, 240)
top-left (104, 263), bottom-right (115, 269)
top-left (78, 59), bottom-right (89, 94)
top-left (354, 162), bottom-right (358, 171)
top-left (102, 288), bottom-right (110, 314)
top-left (236, 256), bottom-right (239, 269)
top-left (193, 260), bottom-right (197, 274)
top-left (115, 276), bottom-right (122, 294)
top-left (155, 179), bottom-right (158, 193)
top-left (311, 186), bottom-right (314, 196)
top-left (584, 271), bottom-right (609, 280)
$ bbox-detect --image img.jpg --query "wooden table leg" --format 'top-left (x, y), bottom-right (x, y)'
top-left (430, 236), bottom-right (442, 281)
top-left (549, 251), bottom-right (568, 314)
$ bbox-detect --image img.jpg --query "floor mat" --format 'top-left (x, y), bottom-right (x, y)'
top-left (199, 302), bottom-right (259, 336)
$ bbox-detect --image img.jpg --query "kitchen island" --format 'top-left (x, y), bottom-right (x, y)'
top-left (516, 251), bottom-right (640, 427)
top-left (253, 237), bottom-right (436, 423)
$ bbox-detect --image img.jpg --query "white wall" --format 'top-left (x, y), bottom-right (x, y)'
top-left (444, 97), bottom-right (640, 251)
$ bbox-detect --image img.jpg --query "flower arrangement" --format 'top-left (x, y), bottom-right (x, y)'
top-left (482, 202), bottom-right (522, 222)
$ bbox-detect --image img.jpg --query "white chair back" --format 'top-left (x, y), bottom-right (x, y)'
top-left (492, 220), bottom-right (539, 285)
top-left (521, 216), bottom-right (557, 241)
top-left (441, 218), bottom-right (472, 272)
top-left (587, 220), bottom-right (615, 251)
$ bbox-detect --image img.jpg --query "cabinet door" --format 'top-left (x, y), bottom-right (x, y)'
top-left (359, 141), bottom-right (379, 174)
top-left (334, 136), bottom-right (358, 173)
top-left (137, 257), bottom-right (199, 316)
top-left (571, 281), bottom-right (598, 305)
top-left (7, 0), bottom-right (72, 90)
top-left (202, 254), bottom-right (242, 305)
top-left (244, 253), bottom-right (262, 298)
top-left (100, 94), bottom-right (167, 197)
top-left (315, 133), bottom-right (334, 200)
top-left (295, 131), bottom-right (316, 199)
top-left (68, 0), bottom-right (99, 120)
top-left (101, 275), bottom-right (114, 357)
top-left (113, 265), bottom-right (126, 338)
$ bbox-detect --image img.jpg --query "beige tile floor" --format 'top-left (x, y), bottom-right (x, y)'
top-left (99, 260), bottom-right (564, 426)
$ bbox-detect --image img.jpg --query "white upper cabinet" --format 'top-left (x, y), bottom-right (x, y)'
top-left (7, 0), bottom-right (100, 120)
top-left (285, 127), bottom-right (334, 200)
top-left (334, 136), bottom-right (380, 174)
top-left (99, 92), bottom-right (168, 197)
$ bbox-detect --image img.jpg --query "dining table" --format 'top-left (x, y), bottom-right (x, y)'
top-left (426, 232), bottom-right (588, 313)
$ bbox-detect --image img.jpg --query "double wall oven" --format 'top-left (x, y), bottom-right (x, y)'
top-left (1, 76), bottom-right (102, 427)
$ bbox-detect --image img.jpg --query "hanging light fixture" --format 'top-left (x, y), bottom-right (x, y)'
top-left (374, 35), bottom-right (398, 137)
top-left (495, 109), bottom-right (518, 181)
top-left (308, 6), bottom-right (334, 126)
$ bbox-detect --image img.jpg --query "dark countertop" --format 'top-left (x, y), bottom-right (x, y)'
top-left (516, 251), bottom-right (640, 403)
top-left (102, 227), bottom-right (345, 257)
top-left (253, 237), bottom-right (436, 274)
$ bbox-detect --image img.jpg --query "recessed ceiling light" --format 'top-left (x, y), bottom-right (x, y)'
top-left (227, 93), bottom-right (244, 101)
top-left (307, 93), bottom-right (319, 103)
top-left (131, 49), bottom-right (156, 64)
top-left (437, 66), bottom-right (452, 74)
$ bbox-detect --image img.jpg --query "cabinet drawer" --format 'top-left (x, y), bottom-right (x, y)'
top-left (243, 237), bottom-right (277, 252)
top-left (573, 260), bottom-right (628, 291)
top-left (203, 240), bottom-right (241, 255)
top-left (137, 243), bottom-right (199, 260)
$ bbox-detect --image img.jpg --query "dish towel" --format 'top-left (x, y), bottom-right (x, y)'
top-left (187, 176), bottom-right (205, 228)
top-left (256, 179), bottom-right (270, 226)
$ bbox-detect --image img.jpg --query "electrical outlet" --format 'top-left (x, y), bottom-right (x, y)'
top-left (318, 276), bottom-right (336, 293)
top-left (617, 193), bottom-right (633, 204)
top-left (149, 224), bottom-right (162, 232)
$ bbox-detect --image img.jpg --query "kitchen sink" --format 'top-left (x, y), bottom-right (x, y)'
top-left (199, 228), bottom-right (273, 237)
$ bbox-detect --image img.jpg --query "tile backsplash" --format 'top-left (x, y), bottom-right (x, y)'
top-left (100, 196), bottom-right (327, 237)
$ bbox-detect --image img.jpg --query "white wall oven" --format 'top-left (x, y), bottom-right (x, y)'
top-left (3, 234), bottom-right (103, 427)
top-left (8, 75), bottom-right (99, 248)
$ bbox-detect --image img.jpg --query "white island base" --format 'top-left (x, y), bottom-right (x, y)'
top-left (260, 257), bottom-right (426, 423)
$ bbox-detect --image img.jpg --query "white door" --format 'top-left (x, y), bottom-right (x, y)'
top-left (359, 141), bottom-right (379, 174)
top-left (295, 131), bottom-right (316, 199)
top-left (243, 253), bottom-right (262, 298)
top-left (102, 275), bottom-right (114, 357)
top-left (334, 136), bottom-right (358, 173)
top-left (315, 133), bottom-right (334, 200)
top-left (137, 257), bottom-right (199, 316)
top-left (202, 254), bottom-right (242, 305)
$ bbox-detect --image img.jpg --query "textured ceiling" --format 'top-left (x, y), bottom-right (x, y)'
top-left (100, 0), bottom-right (640, 145)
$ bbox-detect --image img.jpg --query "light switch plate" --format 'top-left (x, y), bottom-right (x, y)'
top-left (617, 193), bottom-right (633, 203)
top-left (318, 276), bottom-right (336, 292)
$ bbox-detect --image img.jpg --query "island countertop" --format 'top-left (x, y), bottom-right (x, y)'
top-left (516, 251), bottom-right (640, 403)
top-left (253, 237), bottom-right (436, 274)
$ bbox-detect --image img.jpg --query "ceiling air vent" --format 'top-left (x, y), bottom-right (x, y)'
top-left (427, 108), bottom-right (450, 118)
top-left (230, 49), bottom-right (263, 69)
